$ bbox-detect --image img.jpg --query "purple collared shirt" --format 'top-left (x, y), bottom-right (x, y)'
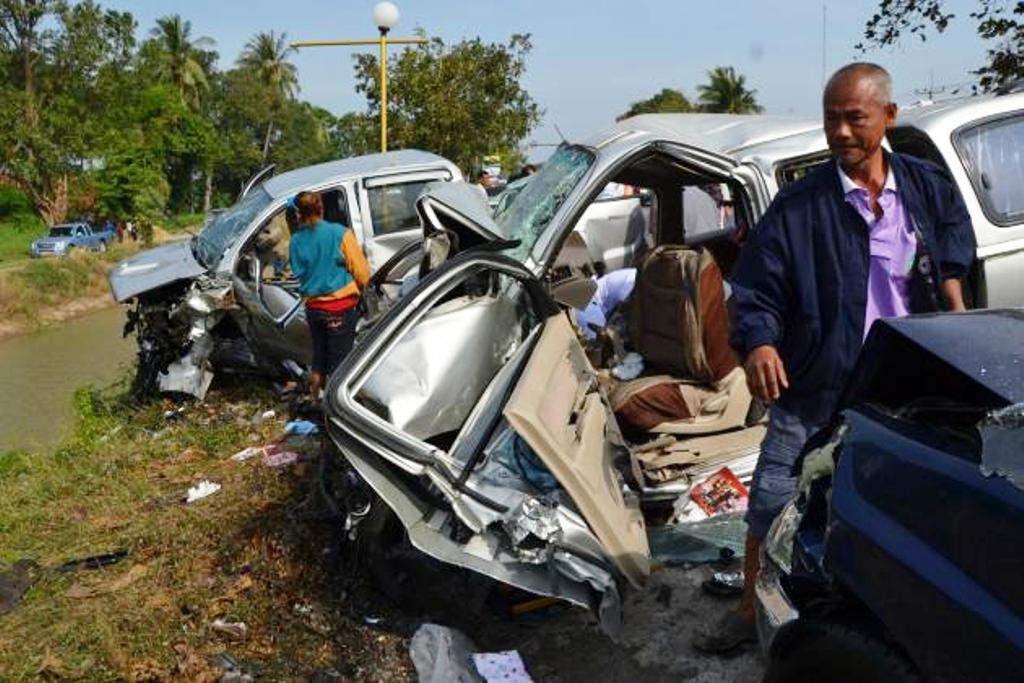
top-left (839, 166), bottom-right (918, 339)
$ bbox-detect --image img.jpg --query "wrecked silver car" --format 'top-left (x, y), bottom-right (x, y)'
top-left (323, 114), bottom-right (833, 635)
top-left (108, 150), bottom-right (461, 398)
top-left (323, 92), bottom-right (1024, 635)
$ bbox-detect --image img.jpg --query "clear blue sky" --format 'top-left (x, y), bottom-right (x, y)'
top-left (115, 0), bottom-right (987, 160)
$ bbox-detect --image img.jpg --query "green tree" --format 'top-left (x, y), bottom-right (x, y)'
top-left (238, 30), bottom-right (299, 162)
top-left (352, 33), bottom-right (542, 174)
top-left (697, 66), bottom-right (763, 114)
top-left (616, 88), bottom-right (692, 121)
top-left (858, 1), bottom-right (1024, 91)
top-left (149, 14), bottom-right (214, 112)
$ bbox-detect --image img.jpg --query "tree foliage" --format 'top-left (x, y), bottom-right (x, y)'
top-left (617, 88), bottom-right (692, 121)
top-left (238, 30), bottom-right (298, 161)
top-left (0, 5), bottom-right (542, 226)
top-left (352, 33), bottom-right (542, 174)
top-left (697, 66), bottom-right (764, 114)
top-left (858, 0), bottom-right (1024, 91)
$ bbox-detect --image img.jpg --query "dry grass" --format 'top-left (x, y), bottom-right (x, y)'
top-left (0, 381), bottom-right (415, 681)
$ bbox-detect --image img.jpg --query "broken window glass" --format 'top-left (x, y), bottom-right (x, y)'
top-left (979, 402), bottom-right (1024, 490)
top-left (496, 145), bottom-right (594, 263)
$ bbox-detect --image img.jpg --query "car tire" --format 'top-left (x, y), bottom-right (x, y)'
top-left (764, 620), bottom-right (922, 683)
top-left (354, 496), bottom-right (492, 616)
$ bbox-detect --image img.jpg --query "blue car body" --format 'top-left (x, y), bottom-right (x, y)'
top-left (761, 310), bottom-right (1024, 682)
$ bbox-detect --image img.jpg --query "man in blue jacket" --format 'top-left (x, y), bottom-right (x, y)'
top-left (695, 62), bottom-right (975, 652)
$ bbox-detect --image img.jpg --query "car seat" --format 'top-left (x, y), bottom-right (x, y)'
top-left (615, 245), bottom-right (750, 435)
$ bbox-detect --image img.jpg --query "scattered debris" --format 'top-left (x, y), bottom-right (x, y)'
top-left (231, 446), bottom-right (263, 462)
top-left (472, 651), bottom-right (533, 683)
top-left (293, 602), bottom-right (332, 635)
top-left (261, 409), bottom-right (277, 421)
top-left (0, 559), bottom-right (39, 615)
top-left (185, 480), bottom-right (221, 503)
top-left (611, 352), bottom-right (644, 381)
top-left (56, 550), bottom-right (128, 574)
top-left (363, 615), bottom-right (384, 625)
top-left (688, 467), bottom-right (749, 516)
top-left (262, 445), bottom-right (299, 469)
top-left (409, 623), bottom-right (482, 683)
top-left (701, 570), bottom-right (744, 598)
top-left (209, 653), bottom-right (255, 683)
top-left (648, 513), bottom-right (748, 566)
top-left (284, 419), bottom-right (320, 436)
top-left (163, 406), bottom-right (187, 421)
top-left (210, 618), bottom-right (249, 642)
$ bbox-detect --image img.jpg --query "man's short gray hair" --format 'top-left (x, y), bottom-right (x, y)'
top-left (825, 62), bottom-right (893, 104)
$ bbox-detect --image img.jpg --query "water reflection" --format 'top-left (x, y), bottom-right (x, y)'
top-left (0, 307), bottom-right (134, 452)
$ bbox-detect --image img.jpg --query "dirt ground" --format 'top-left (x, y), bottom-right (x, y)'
top-left (380, 565), bottom-right (764, 683)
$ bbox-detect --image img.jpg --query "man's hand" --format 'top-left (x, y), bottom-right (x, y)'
top-left (744, 345), bottom-right (789, 402)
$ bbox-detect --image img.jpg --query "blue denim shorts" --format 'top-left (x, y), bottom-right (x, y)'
top-left (745, 405), bottom-right (822, 540)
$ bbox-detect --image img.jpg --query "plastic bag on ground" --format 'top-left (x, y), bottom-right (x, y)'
top-left (409, 623), bottom-right (483, 683)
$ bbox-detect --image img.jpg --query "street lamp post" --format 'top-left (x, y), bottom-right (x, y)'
top-left (373, 2), bottom-right (398, 153)
top-left (290, 2), bottom-right (426, 153)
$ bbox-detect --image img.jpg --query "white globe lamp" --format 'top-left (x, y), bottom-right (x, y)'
top-left (373, 2), bottom-right (400, 33)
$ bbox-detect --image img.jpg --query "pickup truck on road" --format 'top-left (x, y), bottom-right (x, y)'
top-left (31, 222), bottom-right (110, 257)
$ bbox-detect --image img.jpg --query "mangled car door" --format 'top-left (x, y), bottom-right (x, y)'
top-left (416, 181), bottom-right (510, 270)
top-left (504, 313), bottom-right (650, 587)
top-left (325, 251), bottom-right (637, 632)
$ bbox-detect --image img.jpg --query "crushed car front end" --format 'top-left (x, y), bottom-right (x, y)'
top-left (759, 310), bottom-right (1024, 682)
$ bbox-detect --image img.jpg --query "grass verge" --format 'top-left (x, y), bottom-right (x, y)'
top-left (0, 379), bottom-right (414, 681)
top-left (0, 244), bottom-right (141, 338)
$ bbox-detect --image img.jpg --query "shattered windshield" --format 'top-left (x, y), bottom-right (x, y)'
top-left (494, 145), bottom-right (594, 262)
top-left (195, 187), bottom-right (273, 268)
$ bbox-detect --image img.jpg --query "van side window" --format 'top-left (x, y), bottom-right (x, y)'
top-left (956, 114), bottom-right (1024, 226)
top-left (367, 181), bottom-right (432, 236)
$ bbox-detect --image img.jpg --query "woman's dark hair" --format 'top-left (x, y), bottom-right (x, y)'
top-left (295, 191), bottom-right (323, 222)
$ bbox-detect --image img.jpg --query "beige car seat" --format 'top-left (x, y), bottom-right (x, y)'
top-left (615, 246), bottom-right (751, 435)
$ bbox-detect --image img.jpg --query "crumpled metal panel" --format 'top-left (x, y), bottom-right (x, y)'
top-left (359, 294), bottom-right (522, 441)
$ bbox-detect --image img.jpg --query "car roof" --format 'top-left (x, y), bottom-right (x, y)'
top-left (588, 113), bottom-right (822, 157)
top-left (896, 90), bottom-right (1024, 134)
top-left (261, 149), bottom-right (458, 199)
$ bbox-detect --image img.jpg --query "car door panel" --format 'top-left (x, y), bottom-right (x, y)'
top-left (503, 313), bottom-right (651, 588)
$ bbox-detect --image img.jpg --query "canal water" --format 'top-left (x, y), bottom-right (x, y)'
top-left (0, 306), bottom-right (135, 452)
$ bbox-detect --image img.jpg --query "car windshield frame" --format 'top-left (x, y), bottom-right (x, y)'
top-left (48, 226), bottom-right (74, 237)
top-left (194, 187), bottom-right (273, 268)
top-left (493, 145), bottom-right (595, 263)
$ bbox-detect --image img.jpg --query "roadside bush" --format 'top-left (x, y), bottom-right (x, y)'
top-left (0, 186), bottom-right (46, 263)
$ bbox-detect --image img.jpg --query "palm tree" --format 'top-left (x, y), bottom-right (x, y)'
top-left (238, 31), bottom-right (300, 162)
top-left (697, 67), bottom-right (763, 114)
top-left (150, 15), bottom-right (215, 112)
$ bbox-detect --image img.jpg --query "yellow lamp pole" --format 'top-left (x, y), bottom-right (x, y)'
top-left (290, 2), bottom-right (426, 153)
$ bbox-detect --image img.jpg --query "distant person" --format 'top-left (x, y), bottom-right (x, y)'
top-left (473, 170), bottom-right (491, 201)
top-left (289, 191), bottom-right (370, 398)
top-left (509, 163), bottom-right (538, 182)
top-left (116, 221), bottom-right (124, 243)
top-left (127, 221), bottom-right (137, 242)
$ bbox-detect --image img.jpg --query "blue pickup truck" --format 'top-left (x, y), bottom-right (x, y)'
top-left (30, 222), bottom-right (110, 257)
